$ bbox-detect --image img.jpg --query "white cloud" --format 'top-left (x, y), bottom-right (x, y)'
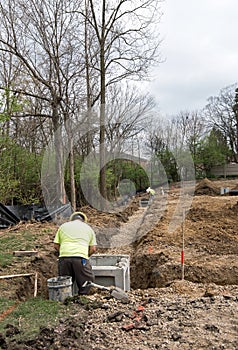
top-left (145, 0), bottom-right (238, 116)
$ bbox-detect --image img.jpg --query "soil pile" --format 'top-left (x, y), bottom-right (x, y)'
top-left (194, 178), bottom-right (220, 196)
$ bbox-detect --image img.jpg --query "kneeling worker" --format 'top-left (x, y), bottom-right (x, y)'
top-left (53, 211), bottom-right (97, 295)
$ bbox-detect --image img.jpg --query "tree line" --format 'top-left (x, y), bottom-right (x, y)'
top-left (0, 0), bottom-right (237, 207)
top-left (147, 83), bottom-right (238, 182)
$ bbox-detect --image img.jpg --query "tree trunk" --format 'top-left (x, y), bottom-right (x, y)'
top-left (69, 140), bottom-right (76, 210)
top-left (52, 107), bottom-right (66, 206)
top-left (99, 0), bottom-right (107, 209)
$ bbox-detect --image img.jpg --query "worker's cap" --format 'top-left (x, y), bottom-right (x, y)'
top-left (70, 211), bottom-right (88, 222)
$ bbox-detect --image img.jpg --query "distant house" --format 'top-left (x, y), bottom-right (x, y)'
top-left (210, 163), bottom-right (238, 177)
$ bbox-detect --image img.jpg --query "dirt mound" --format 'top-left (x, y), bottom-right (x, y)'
top-left (81, 197), bottom-right (141, 228)
top-left (194, 178), bottom-right (220, 196)
top-left (231, 182), bottom-right (238, 190)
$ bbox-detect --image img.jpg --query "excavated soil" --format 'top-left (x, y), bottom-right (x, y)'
top-left (0, 178), bottom-right (238, 349)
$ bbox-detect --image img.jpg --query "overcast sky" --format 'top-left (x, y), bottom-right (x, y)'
top-left (145, 0), bottom-right (238, 117)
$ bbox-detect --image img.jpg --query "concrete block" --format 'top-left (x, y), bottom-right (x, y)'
top-left (91, 254), bottom-right (130, 291)
top-left (72, 254), bottom-right (130, 295)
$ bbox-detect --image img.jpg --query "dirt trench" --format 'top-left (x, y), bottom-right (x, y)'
top-left (1, 178), bottom-right (238, 301)
top-left (1, 179), bottom-right (238, 350)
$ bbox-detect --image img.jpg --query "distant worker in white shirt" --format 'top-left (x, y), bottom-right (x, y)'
top-left (146, 186), bottom-right (155, 198)
top-left (54, 211), bottom-right (97, 295)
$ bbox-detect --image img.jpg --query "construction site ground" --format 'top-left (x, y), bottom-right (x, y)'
top-left (0, 178), bottom-right (238, 349)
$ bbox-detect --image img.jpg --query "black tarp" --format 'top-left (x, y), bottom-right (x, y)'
top-left (0, 203), bottom-right (72, 229)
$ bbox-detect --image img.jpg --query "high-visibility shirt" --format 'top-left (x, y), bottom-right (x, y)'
top-left (54, 220), bottom-right (97, 258)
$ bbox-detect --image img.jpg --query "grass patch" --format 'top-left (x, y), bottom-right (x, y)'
top-left (0, 297), bottom-right (65, 340)
top-left (0, 230), bottom-right (39, 267)
top-left (0, 252), bottom-right (13, 267)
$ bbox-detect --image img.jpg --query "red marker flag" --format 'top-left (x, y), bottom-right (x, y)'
top-left (181, 250), bottom-right (184, 264)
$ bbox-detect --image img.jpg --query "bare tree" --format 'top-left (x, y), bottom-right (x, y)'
top-left (0, 0), bottom-right (86, 206)
top-left (84, 0), bottom-right (163, 205)
top-left (204, 83), bottom-right (238, 162)
top-left (105, 84), bottom-right (155, 153)
top-left (145, 108), bottom-right (207, 181)
top-left (0, 0), bottom-right (163, 208)
top-left (170, 110), bottom-right (206, 158)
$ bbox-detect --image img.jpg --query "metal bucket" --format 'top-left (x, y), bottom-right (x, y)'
top-left (47, 276), bottom-right (72, 302)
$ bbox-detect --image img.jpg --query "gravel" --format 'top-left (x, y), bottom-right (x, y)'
top-left (3, 281), bottom-right (238, 350)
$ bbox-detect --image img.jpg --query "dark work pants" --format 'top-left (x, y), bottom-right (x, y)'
top-left (58, 257), bottom-right (95, 294)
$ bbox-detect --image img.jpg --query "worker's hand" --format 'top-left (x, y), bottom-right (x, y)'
top-left (89, 245), bottom-right (96, 256)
